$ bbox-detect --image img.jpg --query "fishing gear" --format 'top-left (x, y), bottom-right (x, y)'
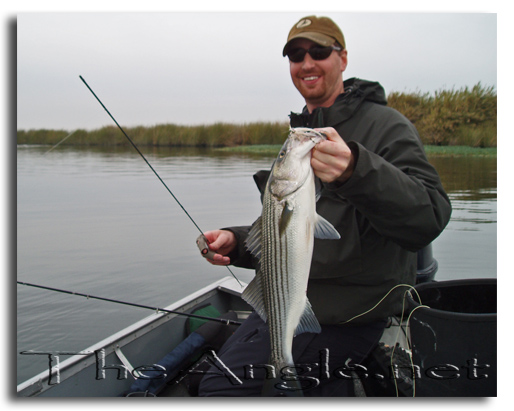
top-left (79, 75), bottom-right (242, 287)
top-left (44, 130), bottom-right (77, 154)
top-left (17, 281), bottom-right (242, 326)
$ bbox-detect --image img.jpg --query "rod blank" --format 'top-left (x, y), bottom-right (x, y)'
top-left (79, 75), bottom-right (242, 287)
top-left (17, 281), bottom-right (242, 326)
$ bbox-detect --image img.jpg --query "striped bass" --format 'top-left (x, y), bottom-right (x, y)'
top-left (242, 128), bottom-right (340, 394)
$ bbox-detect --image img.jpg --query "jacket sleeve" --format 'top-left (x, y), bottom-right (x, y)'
top-left (326, 115), bottom-right (452, 252)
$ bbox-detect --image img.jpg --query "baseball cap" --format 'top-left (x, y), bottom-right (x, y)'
top-left (282, 15), bottom-right (346, 56)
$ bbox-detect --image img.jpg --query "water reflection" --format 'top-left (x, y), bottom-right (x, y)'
top-left (427, 156), bottom-right (497, 232)
top-left (429, 156), bottom-right (497, 199)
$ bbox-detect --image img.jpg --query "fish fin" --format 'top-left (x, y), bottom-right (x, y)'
top-left (314, 214), bottom-right (341, 240)
top-left (294, 299), bottom-right (322, 336)
top-left (245, 216), bottom-right (262, 259)
top-left (241, 274), bottom-right (267, 323)
top-left (279, 202), bottom-right (294, 236)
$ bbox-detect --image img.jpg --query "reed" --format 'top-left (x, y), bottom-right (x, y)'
top-left (388, 83), bottom-right (497, 147)
top-left (17, 84), bottom-right (496, 148)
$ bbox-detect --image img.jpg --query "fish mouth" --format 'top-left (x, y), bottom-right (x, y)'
top-left (289, 128), bottom-right (326, 147)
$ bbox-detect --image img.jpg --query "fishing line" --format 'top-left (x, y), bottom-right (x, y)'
top-left (401, 298), bottom-right (430, 397)
top-left (341, 283), bottom-right (429, 397)
top-left (387, 287), bottom-right (423, 397)
top-left (43, 130), bottom-right (77, 154)
top-left (79, 75), bottom-right (242, 287)
top-left (341, 283), bottom-right (421, 325)
top-left (17, 281), bottom-right (242, 326)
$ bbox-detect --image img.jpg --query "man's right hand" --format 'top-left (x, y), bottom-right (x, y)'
top-left (202, 230), bottom-right (237, 266)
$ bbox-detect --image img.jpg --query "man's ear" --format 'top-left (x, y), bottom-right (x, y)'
top-left (339, 49), bottom-right (348, 73)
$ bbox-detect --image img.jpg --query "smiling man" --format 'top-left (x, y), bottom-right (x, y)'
top-left (283, 17), bottom-right (355, 186)
top-left (285, 17), bottom-right (347, 111)
top-left (198, 16), bottom-right (451, 397)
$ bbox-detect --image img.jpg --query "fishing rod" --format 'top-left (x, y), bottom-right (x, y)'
top-left (79, 75), bottom-right (242, 287)
top-left (17, 281), bottom-right (242, 326)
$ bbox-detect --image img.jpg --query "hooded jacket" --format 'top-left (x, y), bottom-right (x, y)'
top-left (226, 78), bottom-right (452, 325)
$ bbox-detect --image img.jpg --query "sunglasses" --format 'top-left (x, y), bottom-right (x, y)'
top-left (286, 45), bottom-right (342, 63)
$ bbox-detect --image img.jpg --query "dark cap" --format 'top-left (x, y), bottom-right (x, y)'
top-left (283, 15), bottom-right (346, 56)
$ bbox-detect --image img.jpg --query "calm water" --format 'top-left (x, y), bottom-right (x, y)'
top-left (16, 146), bottom-right (497, 384)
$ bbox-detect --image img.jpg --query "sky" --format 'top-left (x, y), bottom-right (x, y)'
top-left (14, 6), bottom-right (499, 131)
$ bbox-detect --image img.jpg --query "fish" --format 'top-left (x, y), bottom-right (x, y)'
top-left (242, 127), bottom-right (341, 395)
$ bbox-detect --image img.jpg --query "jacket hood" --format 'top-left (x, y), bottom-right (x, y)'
top-left (289, 78), bottom-right (387, 128)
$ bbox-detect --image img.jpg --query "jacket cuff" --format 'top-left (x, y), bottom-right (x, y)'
top-left (220, 226), bottom-right (254, 268)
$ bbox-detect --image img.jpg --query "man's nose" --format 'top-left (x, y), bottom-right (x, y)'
top-left (301, 53), bottom-right (317, 69)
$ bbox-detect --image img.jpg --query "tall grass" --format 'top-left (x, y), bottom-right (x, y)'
top-left (18, 83), bottom-right (496, 148)
top-left (17, 122), bottom-right (290, 148)
top-left (388, 83), bottom-right (497, 147)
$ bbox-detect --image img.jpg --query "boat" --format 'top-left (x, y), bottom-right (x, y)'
top-left (17, 250), bottom-right (497, 397)
top-left (17, 276), bottom-right (251, 397)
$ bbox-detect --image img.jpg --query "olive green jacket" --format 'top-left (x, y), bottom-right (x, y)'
top-left (226, 78), bottom-right (452, 325)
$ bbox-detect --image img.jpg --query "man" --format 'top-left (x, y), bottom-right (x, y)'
top-left (198, 16), bottom-right (451, 396)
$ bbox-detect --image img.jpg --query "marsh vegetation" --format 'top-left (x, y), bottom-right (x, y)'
top-left (18, 84), bottom-right (496, 153)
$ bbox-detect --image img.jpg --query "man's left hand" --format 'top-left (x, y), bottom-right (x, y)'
top-left (312, 127), bottom-right (355, 184)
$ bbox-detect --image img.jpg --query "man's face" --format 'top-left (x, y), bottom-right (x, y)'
top-left (288, 38), bottom-right (348, 111)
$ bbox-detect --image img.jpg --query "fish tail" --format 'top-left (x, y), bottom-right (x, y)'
top-left (261, 362), bottom-right (304, 397)
top-left (261, 376), bottom-right (304, 397)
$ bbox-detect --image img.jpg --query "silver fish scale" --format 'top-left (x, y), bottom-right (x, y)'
top-left (261, 193), bottom-right (311, 371)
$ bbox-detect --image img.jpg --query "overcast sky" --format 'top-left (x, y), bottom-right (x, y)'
top-left (15, 7), bottom-right (498, 131)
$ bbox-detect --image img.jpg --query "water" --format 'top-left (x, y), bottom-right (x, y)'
top-left (429, 156), bottom-right (497, 280)
top-left (16, 146), bottom-right (497, 385)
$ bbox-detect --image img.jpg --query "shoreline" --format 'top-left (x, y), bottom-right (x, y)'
top-left (16, 143), bottom-right (497, 157)
top-left (216, 144), bottom-right (497, 157)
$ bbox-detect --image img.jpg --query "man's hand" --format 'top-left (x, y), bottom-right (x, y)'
top-left (201, 230), bottom-right (237, 266)
top-left (312, 127), bottom-right (354, 184)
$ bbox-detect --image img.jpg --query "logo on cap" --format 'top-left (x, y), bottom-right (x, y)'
top-left (296, 19), bottom-right (312, 29)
